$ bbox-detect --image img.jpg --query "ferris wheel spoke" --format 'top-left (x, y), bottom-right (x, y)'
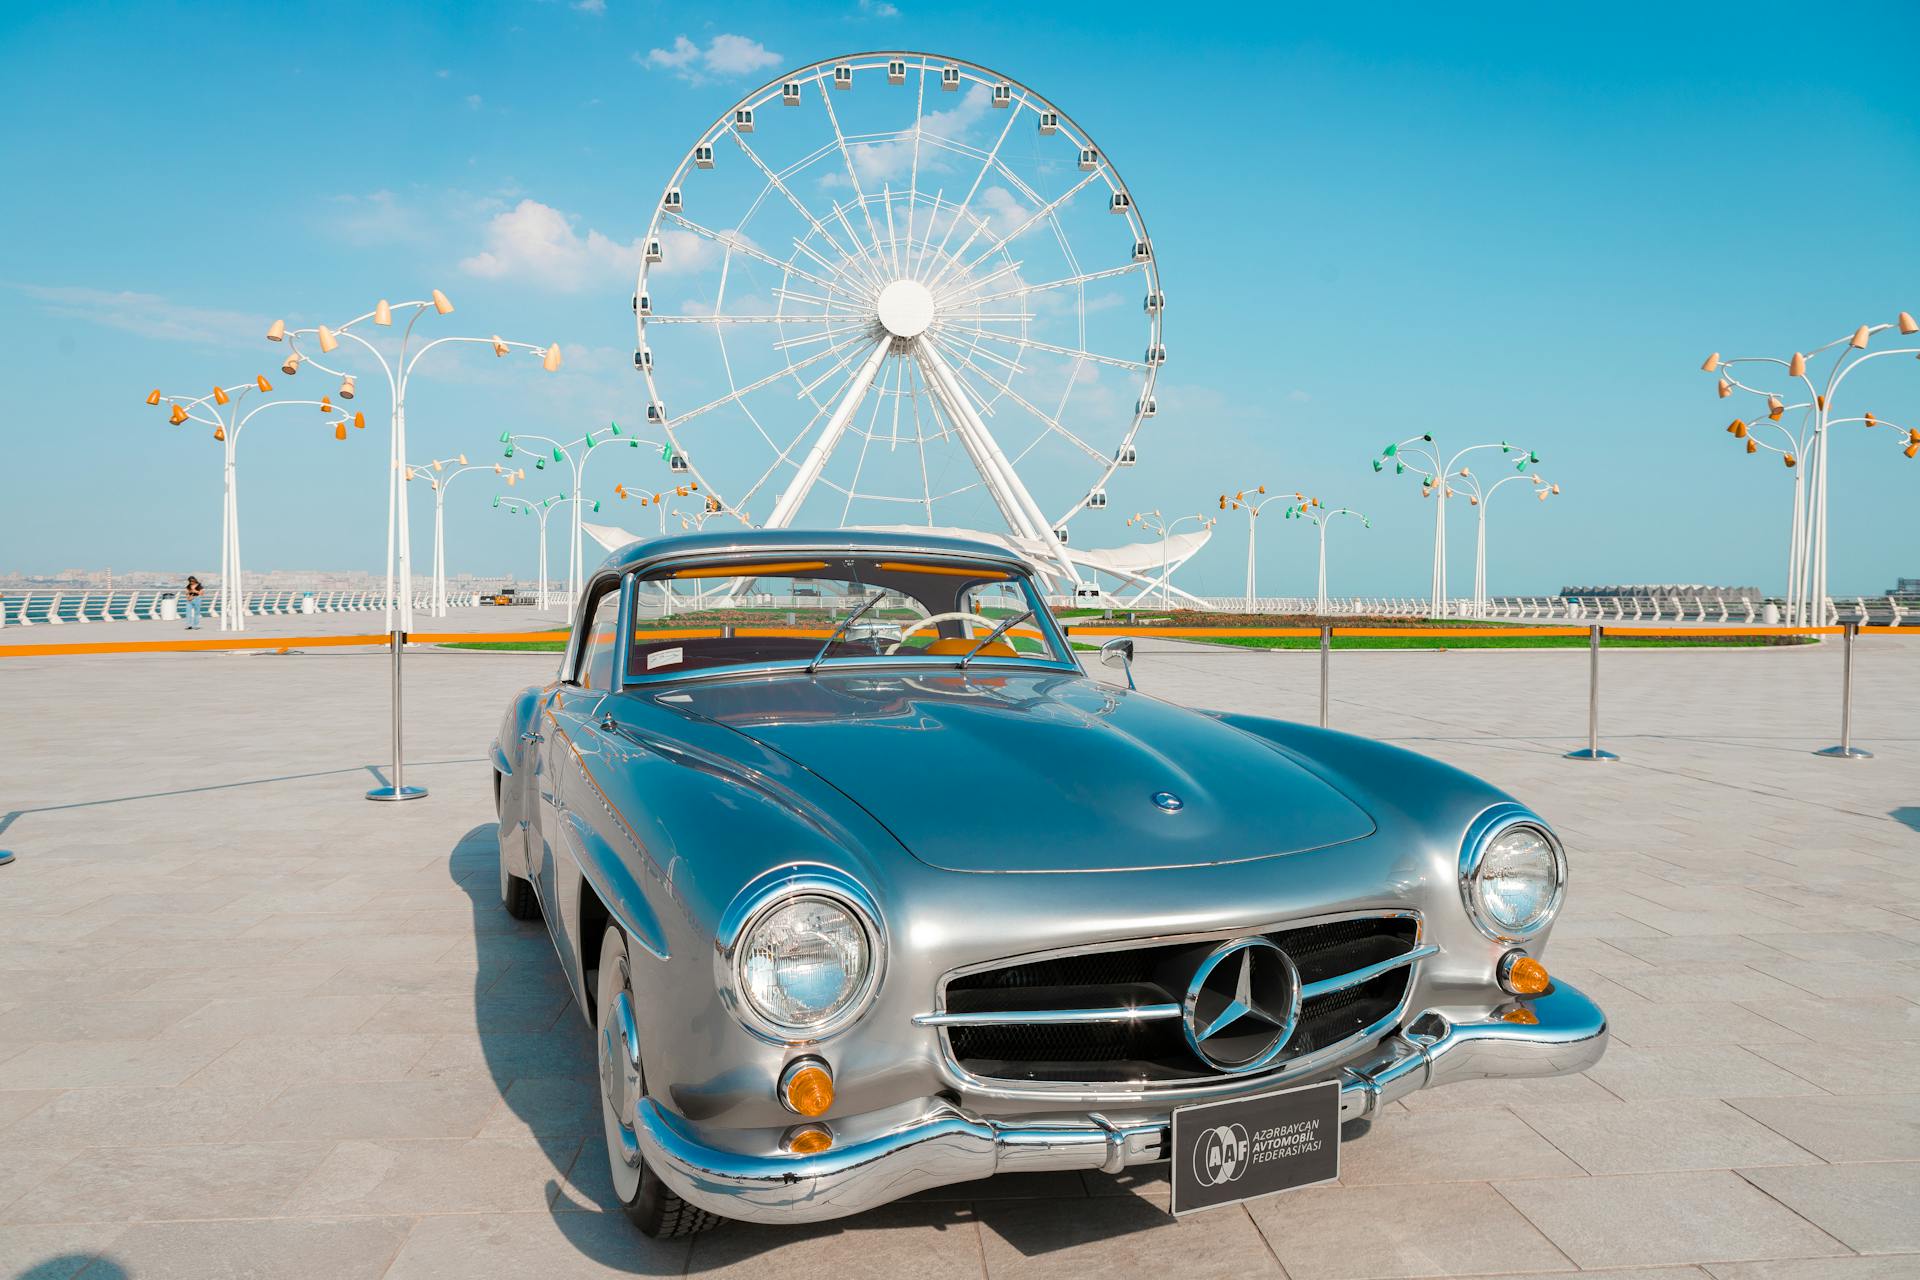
top-left (934, 259), bottom-right (1023, 306)
top-left (931, 168), bottom-right (1108, 293)
top-left (941, 325), bottom-right (1149, 373)
top-left (950, 262), bottom-right (1144, 309)
top-left (882, 185), bottom-right (901, 277)
top-left (764, 337), bottom-right (894, 528)
top-left (839, 356), bottom-right (901, 522)
top-left (669, 334), bottom-right (868, 429)
top-left (931, 328), bottom-right (1025, 380)
top-left (725, 131), bottom-right (878, 291)
top-left (661, 212), bottom-right (845, 298)
top-left (925, 332), bottom-right (1107, 467)
top-left (814, 79), bottom-right (894, 282)
top-left (647, 313), bottom-right (842, 325)
top-left (774, 324), bottom-right (869, 352)
top-left (787, 238), bottom-right (876, 299)
top-left (920, 100), bottom-right (1022, 285)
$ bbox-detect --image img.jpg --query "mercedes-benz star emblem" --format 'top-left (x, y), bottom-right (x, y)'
top-left (1181, 937), bottom-right (1302, 1073)
top-left (1152, 791), bottom-right (1184, 812)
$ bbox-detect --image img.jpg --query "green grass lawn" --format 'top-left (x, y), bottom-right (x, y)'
top-left (1188, 633), bottom-right (1806, 651)
top-left (440, 639), bottom-right (569, 652)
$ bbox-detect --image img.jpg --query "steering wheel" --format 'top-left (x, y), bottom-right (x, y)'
top-left (887, 612), bottom-right (998, 654)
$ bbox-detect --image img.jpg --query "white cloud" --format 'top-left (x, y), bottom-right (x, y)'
top-left (459, 199), bottom-right (645, 292)
top-left (1288, 389), bottom-right (1312, 403)
top-left (825, 84), bottom-right (991, 187)
top-left (464, 93), bottom-right (483, 110)
top-left (12, 284), bottom-right (268, 347)
top-left (573, 0), bottom-right (606, 11)
top-left (639, 33), bottom-right (780, 84)
top-left (858, 0), bottom-right (901, 15)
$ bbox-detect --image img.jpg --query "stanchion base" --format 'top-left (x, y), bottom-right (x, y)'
top-left (366, 786), bottom-right (430, 802)
top-left (1813, 746), bottom-right (1873, 759)
top-left (1564, 748), bottom-right (1620, 762)
top-left (0, 850), bottom-right (14, 866)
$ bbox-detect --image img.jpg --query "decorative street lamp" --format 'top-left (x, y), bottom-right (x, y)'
top-left (1702, 312), bottom-right (1917, 625)
top-left (1449, 468), bottom-right (1558, 618)
top-left (1125, 509), bottom-right (1216, 609)
top-left (269, 291), bottom-right (562, 631)
top-left (1374, 435), bottom-right (1540, 619)
top-left (501, 423), bottom-right (669, 613)
top-left (494, 493), bottom-right (565, 611)
top-left (405, 455), bottom-right (525, 617)
top-left (1284, 499), bottom-right (1371, 616)
top-left (1220, 484), bottom-right (1307, 609)
top-left (146, 375), bottom-right (361, 631)
top-left (614, 480), bottom-right (709, 537)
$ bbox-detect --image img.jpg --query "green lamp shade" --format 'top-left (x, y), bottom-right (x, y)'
top-left (585, 431), bottom-right (596, 448)
top-left (1372, 458), bottom-right (1384, 472)
top-left (499, 431), bottom-right (511, 444)
top-left (1395, 462), bottom-right (1405, 475)
top-left (660, 442), bottom-right (672, 460)
top-left (492, 495), bottom-right (500, 508)
top-left (1515, 459), bottom-right (1528, 471)
top-left (629, 439), bottom-right (640, 447)
top-left (1382, 443), bottom-right (1396, 457)
top-left (552, 447), bottom-right (564, 463)
top-left (609, 421), bottom-right (621, 436)
top-left (1529, 451), bottom-right (1540, 463)
top-left (591, 499), bottom-right (601, 512)
top-left (535, 458), bottom-right (545, 470)
top-left (1422, 433), bottom-right (1432, 442)
top-left (504, 444), bottom-right (515, 458)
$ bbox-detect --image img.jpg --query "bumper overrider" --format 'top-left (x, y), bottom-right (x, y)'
top-left (636, 980), bottom-right (1608, 1224)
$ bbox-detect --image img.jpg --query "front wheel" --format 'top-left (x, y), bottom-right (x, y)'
top-left (497, 771), bottom-right (539, 921)
top-left (595, 924), bottom-right (721, 1237)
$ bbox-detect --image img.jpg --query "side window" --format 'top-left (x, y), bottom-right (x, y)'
top-left (576, 584), bottom-right (621, 689)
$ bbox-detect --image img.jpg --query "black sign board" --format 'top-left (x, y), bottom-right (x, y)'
top-left (1170, 1079), bottom-right (1341, 1214)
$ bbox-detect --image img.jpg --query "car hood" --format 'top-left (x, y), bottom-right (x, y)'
top-left (650, 669), bottom-right (1375, 873)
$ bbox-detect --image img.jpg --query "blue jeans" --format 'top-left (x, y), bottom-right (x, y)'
top-left (185, 597), bottom-right (201, 628)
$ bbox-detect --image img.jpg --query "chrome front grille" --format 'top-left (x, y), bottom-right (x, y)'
top-left (923, 913), bottom-right (1429, 1088)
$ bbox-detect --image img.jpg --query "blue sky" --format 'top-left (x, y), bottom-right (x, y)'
top-left (3, 1), bottom-right (1916, 597)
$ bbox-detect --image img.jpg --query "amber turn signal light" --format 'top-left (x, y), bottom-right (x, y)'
top-left (1498, 951), bottom-right (1551, 996)
top-left (1500, 1007), bottom-right (1540, 1025)
top-left (779, 1058), bottom-right (834, 1117)
top-left (783, 1124), bottom-right (833, 1155)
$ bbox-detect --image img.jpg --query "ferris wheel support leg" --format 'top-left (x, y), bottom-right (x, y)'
top-left (915, 342), bottom-right (1084, 588)
top-left (763, 337), bottom-right (894, 530)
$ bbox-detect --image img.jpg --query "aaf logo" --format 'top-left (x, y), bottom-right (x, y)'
top-left (1192, 1122), bottom-right (1252, 1187)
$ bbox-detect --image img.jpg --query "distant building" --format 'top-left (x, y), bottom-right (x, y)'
top-left (1560, 584), bottom-right (1762, 606)
top-left (1886, 578), bottom-right (1920, 596)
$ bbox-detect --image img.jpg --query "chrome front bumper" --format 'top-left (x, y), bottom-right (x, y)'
top-left (636, 981), bottom-right (1608, 1224)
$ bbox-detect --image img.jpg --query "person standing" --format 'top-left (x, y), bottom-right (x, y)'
top-left (184, 574), bottom-right (203, 629)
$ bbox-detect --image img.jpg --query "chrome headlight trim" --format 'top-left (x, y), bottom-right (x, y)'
top-left (715, 864), bottom-right (885, 1044)
top-left (1459, 804), bottom-right (1567, 943)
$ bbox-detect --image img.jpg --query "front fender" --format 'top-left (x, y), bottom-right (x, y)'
top-left (494, 684), bottom-right (546, 881)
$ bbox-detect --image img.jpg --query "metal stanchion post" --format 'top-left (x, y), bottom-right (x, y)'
top-left (1815, 622), bottom-right (1873, 759)
top-left (1565, 622), bottom-right (1619, 761)
top-left (1319, 625), bottom-right (1331, 728)
top-left (367, 630), bottom-right (429, 801)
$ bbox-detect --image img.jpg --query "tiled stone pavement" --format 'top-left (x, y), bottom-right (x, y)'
top-left (1, 636), bottom-right (1915, 1278)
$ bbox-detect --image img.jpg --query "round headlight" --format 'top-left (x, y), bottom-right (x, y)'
top-left (1464, 821), bottom-right (1565, 939)
top-left (737, 895), bottom-right (872, 1032)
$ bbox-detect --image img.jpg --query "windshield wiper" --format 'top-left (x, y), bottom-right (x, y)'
top-left (959, 608), bottom-right (1035, 669)
top-left (807, 593), bottom-right (886, 673)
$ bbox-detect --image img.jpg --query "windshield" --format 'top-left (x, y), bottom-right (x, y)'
top-left (622, 554), bottom-right (1072, 681)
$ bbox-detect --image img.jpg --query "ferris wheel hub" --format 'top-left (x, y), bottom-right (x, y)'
top-left (876, 279), bottom-right (936, 340)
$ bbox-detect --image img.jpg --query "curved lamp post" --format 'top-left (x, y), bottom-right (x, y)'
top-left (146, 376), bottom-right (362, 631)
top-left (494, 493), bottom-right (565, 611)
top-left (1125, 509), bottom-right (1216, 609)
top-left (269, 291), bottom-right (561, 631)
top-left (1450, 468), bottom-right (1559, 618)
top-left (1374, 436), bottom-right (1539, 619)
top-left (501, 423), bottom-right (668, 614)
top-left (614, 480), bottom-right (709, 537)
top-left (1219, 484), bottom-right (1309, 608)
top-left (405, 455), bottom-right (524, 617)
top-left (1703, 312), bottom-right (1918, 625)
top-left (1283, 499), bottom-right (1370, 615)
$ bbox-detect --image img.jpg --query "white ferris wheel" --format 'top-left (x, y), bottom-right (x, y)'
top-left (632, 52), bottom-right (1165, 586)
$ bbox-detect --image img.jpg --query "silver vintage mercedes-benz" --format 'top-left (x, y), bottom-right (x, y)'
top-left (492, 529), bottom-right (1606, 1233)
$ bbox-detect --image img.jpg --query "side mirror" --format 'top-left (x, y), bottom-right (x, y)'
top-left (1099, 637), bottom-right (1136, 689)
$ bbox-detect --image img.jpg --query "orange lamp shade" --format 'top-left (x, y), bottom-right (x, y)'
top-left (145, 388), bottom-right (162, 406)
top-left (1505, 955), bottom-right (1551, 994)
top-left (212, 385), bottom-right (229, 406)
top-left (1717, 378), bottom-right (1731, 398)
top-left (1816, 394), bottom-right (1826, 410)
top-left (334, 422), bottom-right (347, 441)
top-left (1701, 352), bottom-right (1720, 372)
top-left (782, 1065), bottom-right (834, 1117)
top-left (256, 374), bottom-right (273, 393)
top-left (543, 343), bottom-right (564, 373)
top-left (431, 289), bottom-right (454, 315)
top-left (1899, 311), bottom-right (1918, 335)
top-left (1767, 394), bottom-right (1783, 411)
top-left (1218, 496), bottom-right (1227, 510)
top-left (1732, 421), bottom-right (1748, 438)
top-left (316, 324), bottom-right (339, 354)
top-left (338, 375), bottom-right (356, 400)
top-left (1769, 405), bottom-right (1783, 422)
top-left (1788, 352), bottom-right (1807, 377)
top-left (1469, 496), bottom-right (1479, 506)
top-left (282, 352), bottom-right (302, 376)
top-left (1255, 484), bottom-right (1266, 493)
top-left (1784, 453), bottom-right (1797, 468)
top-left (374, 299), bottom-right (392, 326)
top-left (353, 411), bottom-right (366, 429)
top-left (1550, 483), bottom-right (1561, 494)
top-left (1746, 439), bottom-right (1758, 454)
top-left (1910, 429), bottom-right (1920, 444)
top-left (492, 335), bottom-right (508, 357)
top-left (265, 318), bottom-right (286, 342)
top-left (1850, 324), bottom-right (1871, 349)
top-left (1906, 443), bottom-right (1919, 459)
top-left (615, 483), bottom-right (628, 498)
top-left (1865, 412), bottom-right (1877, 426)
top-left (320, 396), bottom-right (333, 413)
top-left (654, 492), bottom-right (663, 504)
top-left (213, 424), bottom-right (226, 442)
top-left (168, 403), bottom-right (187, 425)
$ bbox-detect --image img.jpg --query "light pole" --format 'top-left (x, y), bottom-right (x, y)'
top-left (146, 375), bottom-right (361, 631)
top-left (1125, 509), bottom-right (1216, 610)
top-left (495, 493), bottom-right (564, 611)
top-left (1374, 436), bottom-right (1540, 619)
top-left (501, 424), bottom-right (669, 614)
top-left (1284, 500), bottom-right (1370, 615)
top-left (1219, 485), bottom-right (1309, 608)
top-left (1704, 312), bottom-right (1918, 625)
top-left (614, 480), bottom-right (711, 536)
top-left (270, 291), bottom-right (561, 631)
top-left (406, 455), bottom-right (524, 617)
top-left (1451, 469), bottom-right (1558, 617)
